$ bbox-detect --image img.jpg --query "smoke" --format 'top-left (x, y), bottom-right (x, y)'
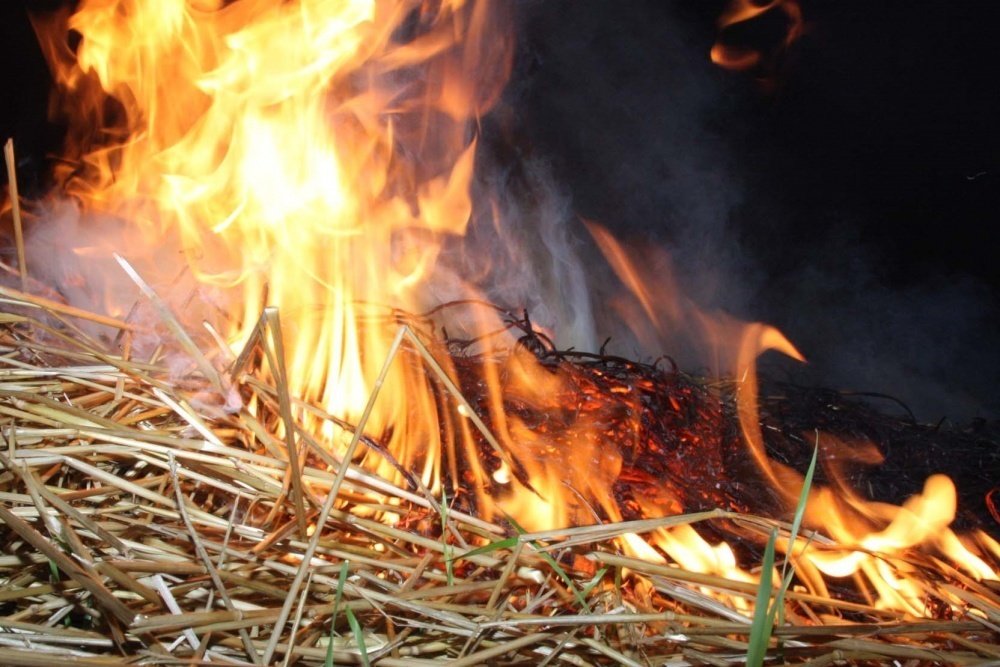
top-left (19, 200), bottom-right (238, 376)
top-left (494, 0), bottom-right (999, 421)
top-left (450, 0), bottom-right (764, 372)
top-left (428, 0), bottom-right (756, 375)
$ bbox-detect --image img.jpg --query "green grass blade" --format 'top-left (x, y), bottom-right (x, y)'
top-left (581, 567), bottom-right (608, 598)
top-left (777, 440), bottom-right (818, 632)
top-left (787, 440), bottom-right (818, 564)
top-left (324, 560), bottom-right (350, 667)
top-left (747, 528), bottom-right (777, 667)
top-left (505, 513), bottom-right (592, 612)
top-left (766, 440), bottom-right (819, 660)
top-left (441, 487), bottom-right (454, 586)
top-left (451, 536), bottom-right (518, 561)
top-left (345, 607), bottom-right (370, 667)
top-left (536, 550), bottom-right (591, 612)
top-left (324, 629), bottom-right (335, 667)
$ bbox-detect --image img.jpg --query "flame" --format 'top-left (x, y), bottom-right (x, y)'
top-left (589, 227), bottom-right (996, 614)
top-left (34, 0), bottom-right (518, 492)
top-left (711, 0), bottom-right (802, 74)
top-left (33, 0), bottom-right (634, 535)
top-left (26, 0), bottom-right (995, 622)
top-left (797, 458), bottom-right (998, 614)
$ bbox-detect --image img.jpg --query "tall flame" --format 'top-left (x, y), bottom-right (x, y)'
top-left (34, 0), bottom-right (514, 483)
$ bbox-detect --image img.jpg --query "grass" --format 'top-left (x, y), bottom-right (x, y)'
top-left (324, 560), bottom-right (350, 667)
top-left (747, 441), bottom-right (818, 667)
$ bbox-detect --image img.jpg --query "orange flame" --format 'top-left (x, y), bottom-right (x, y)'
top-left (711, 0), bottom-right (803, 73)
top-left (589, 225), bottom-right (996, 613)
top-left (33, 0), bottom-right (517, 494)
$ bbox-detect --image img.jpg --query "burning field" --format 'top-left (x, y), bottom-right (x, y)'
top-left (1, 0), bottom-right (998, 664)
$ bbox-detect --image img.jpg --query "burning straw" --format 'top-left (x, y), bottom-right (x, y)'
top-left (1, 291), bottom-right (997, 666)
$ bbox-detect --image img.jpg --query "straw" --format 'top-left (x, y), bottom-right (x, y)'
top-left (0, 289), bottom-right (996, 666)
top-left (2, 139), bottom-right (26, 292)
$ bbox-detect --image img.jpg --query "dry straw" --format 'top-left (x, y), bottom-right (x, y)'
top-left (0, 289), bottom-right (997, 665)
top-left (3, 139), bottom-right (26, 292)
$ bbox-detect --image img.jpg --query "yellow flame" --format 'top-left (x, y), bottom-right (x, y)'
top-left (36, 0), bottom-right (516, 493)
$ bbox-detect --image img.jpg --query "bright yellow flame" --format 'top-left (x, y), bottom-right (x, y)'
top-left (37, 0), bottom-right (514, 494)
top-left (801, 473), bottom-right (998, 613)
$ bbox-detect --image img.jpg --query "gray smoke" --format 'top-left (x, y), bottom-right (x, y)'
top-left (483, 0), bottom-right (999, 421)
top-left (21, 200), bottom-right (238, 377)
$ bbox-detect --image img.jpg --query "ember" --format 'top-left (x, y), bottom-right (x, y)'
top-left (446, 317), bottom-right (746, 520)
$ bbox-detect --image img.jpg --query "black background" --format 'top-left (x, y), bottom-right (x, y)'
top-left (2, 1), bottom-right (998, 420)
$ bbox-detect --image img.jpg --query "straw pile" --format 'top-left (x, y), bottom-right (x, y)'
top-left (1, 287), bottom-right (998, 666)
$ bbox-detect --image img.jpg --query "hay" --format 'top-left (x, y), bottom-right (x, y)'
top-left (2, 139), bottom-right (27, 292)
top-left (1, 292), bottom-right (998, 665)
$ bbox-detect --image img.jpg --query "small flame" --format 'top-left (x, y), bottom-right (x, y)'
top-left (711, 0), bottom-right (803, 74)
top-left (588, 226), bottom-right (996, 613)
top-left (798, 473), bottom-right (997, 614)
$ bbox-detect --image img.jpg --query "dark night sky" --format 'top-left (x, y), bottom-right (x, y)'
top-left (2, 1), bottom-right (998, 420)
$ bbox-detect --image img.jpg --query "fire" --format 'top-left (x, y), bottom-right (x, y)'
top-left (590, 229), bottom-right (997, 613)
top-left (798, 461), bottom-right (998, 614)
top-left (18, 0), bottom-right (997, 624)
top-left (33, 0), bottom-right (515, 492)
top-left (711, 0), bottom-right (803, 74)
